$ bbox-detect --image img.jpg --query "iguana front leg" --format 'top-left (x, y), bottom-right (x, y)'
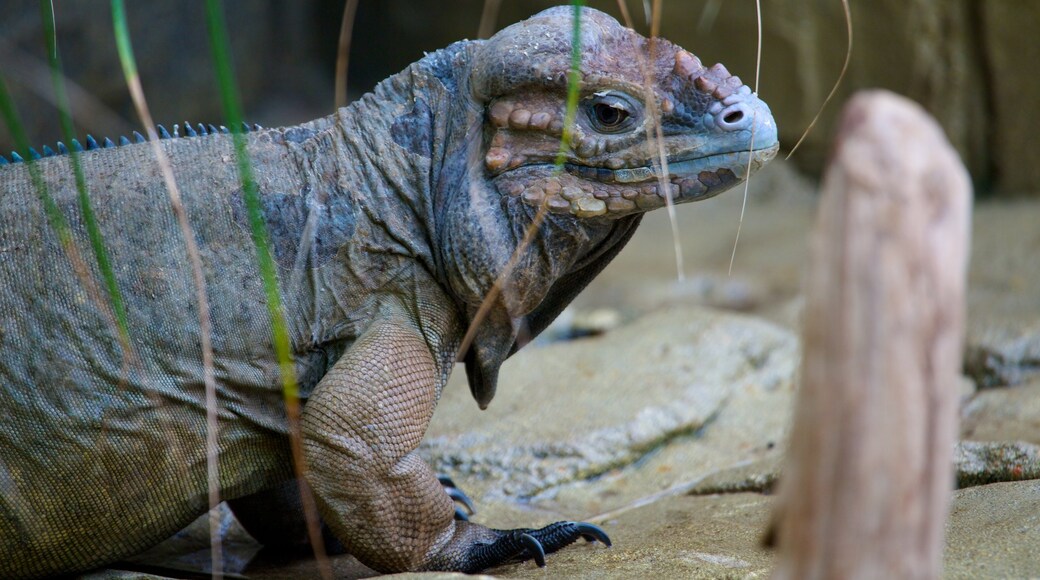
top-left (301, 300), bottom-right (608, 573)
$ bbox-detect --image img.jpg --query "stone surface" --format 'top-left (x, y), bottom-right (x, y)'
top-left (962, 377), bottom-right (1040, 444)
top-left (488, 480), bottom-right (1040, 579)
top-left (681, 440), bottom-right (1040, 498)
top-left (963, 202), bottom-right (1040, 387)
top-left (571, 159), bottom-right (818, 326)
top-left (577, 162), bottom-right (1040, 379)
top-left (422, 306), bottom-right (798, 506)
top-left (688, 457), bottom-right (782, 496)
top-left (499, 493), bottom-right (776, 580)
top-left (955, 440), bottom-right (1040, 488)
top-left (944, 480), bottom-right (1040, 579)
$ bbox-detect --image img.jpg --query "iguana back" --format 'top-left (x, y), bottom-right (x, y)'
top-left (0, 116), bottom-right (365, 574)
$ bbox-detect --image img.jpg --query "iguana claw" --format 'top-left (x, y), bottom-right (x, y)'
top-left (518, 533), bottom-right (546, 567)
top-left (575, 522), bottom-right (612, 545)
top-left (445, 487), bottom-right (476, 515)
top-left (461, 521), bottom-right (611, 572)
top-left (438, 475), bottom-right (477, 516)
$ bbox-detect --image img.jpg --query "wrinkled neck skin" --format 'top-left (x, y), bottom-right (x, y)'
top-left (429, 44), bottom-right (643, 407)
top-left (268, 50), bottom-right (464, 359)
top-left (312, 41), bottom-right (636, 406)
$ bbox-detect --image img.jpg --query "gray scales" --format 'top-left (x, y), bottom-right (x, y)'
top-left (0, 7), bottom-right (777, 577)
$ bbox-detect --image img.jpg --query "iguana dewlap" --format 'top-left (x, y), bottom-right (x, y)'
top-left (0, 7), bottom-right (777, 576)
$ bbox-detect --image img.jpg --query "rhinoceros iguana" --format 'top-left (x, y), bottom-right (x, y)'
top-left (0, 6), bottom-right (777, 576)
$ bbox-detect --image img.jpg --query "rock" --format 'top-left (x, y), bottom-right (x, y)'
top-left (490, 479), bottom-right (1040, 580)
top-left (538, 306), bottom-right (625, 343)
top-left (493, 492), bottom-right (776, 579)
top-left (683, 441), bottom-right (1040, 496)
top-left (964, 318), bottom-right (1040, 388)
top-left (945, 480), bottom-right (1040, 578)
top-left (963, 201), bottom-right (1040, 387)
top-left (962, 377), bottom-right (1040, 444)
top-left (688, 456), bottom-right (783, 496)
top-left (955, 440), bottom-right (1040, 488)
top-left (493, 478), bottom-right (1040, 579)
top-left (423, 306), bottom-right (798, 509)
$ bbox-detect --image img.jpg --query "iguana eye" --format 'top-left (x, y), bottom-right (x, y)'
top-left (585, 92), bottom-right (638, 133)
top-left (594, 103), bottom-right (627, 127)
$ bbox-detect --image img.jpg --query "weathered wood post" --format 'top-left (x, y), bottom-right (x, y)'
top-left (771, 90), bottom-right (972, 579)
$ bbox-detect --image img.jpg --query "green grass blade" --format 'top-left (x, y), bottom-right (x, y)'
top-left (456, 0), bottom-right (585, 360)
top-left (202, 0), bottom-right (298, 403)
top-left (0, 76), bottom-right (72, 247)
top-left (111, 1), bottom-right (225, 575)
top-left (554, 0), bottom-right (585, 168)
top-left (203, 4), bottom-right (330, 574)
top-left (110, 0), bottom-right (138, 81)
top-left (38, 0), bottom-right (131, 342)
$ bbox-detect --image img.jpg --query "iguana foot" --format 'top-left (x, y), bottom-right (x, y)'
top-left (461, 521), bottom-right (610, 572)
top-left (438, 475), bottom-right (476, 520)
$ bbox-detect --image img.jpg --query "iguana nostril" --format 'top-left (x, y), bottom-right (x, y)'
top-left (717, 103), bottom-right (753, 131)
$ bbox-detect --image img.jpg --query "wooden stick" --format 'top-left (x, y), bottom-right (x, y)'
top-left (772, 90), bottom-right (972, 580)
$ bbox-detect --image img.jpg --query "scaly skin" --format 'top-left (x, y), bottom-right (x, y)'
top-left (0, 7), bottom-right (777, 576)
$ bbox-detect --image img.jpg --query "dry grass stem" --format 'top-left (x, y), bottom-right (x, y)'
top-left (786, 0), bottom-right (852, 160)
top-left (334, 0), bottom-right (359, 109)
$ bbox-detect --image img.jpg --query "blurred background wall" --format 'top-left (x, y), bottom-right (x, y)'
top-left (1, 0), bottom-right (1036, 196)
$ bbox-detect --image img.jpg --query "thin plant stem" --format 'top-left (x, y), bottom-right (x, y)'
top-left (203, 1), bottom-right (331, 577)
top-left (458, 0), bottom-right (585, 361)
top-left (727, 0), bottom-right (763, 276)
top-left (786, 0), bottom-right (852, 159)
top-left (478, 0), bottom-right (503, 39)
top-left (0, 76), bottom-right (115, 332)
top-left (39, 0), bottom-right (131, 343)
top-left (334, 0), bottom-right (359, 109)
top-left (111, 1), bottom-right (223, 575)
top-left (618, 0), bottom-right (685, 281)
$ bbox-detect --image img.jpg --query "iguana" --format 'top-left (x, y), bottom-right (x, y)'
top-left (0, 6), bottom-right (777, 576)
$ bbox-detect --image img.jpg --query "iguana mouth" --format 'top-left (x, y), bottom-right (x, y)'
top-left (495, 143), bottom-right (779, 219)
top-left (563, 143), bottom-right (780, 185)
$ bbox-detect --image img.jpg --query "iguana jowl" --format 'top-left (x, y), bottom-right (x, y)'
top-left (0, 7), bottom-right (777, 576)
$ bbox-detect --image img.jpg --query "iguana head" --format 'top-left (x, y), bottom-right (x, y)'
top-left (469, 6), bottom-right (778, 219)
top-left (439, 8), bottom-right (778, 408)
